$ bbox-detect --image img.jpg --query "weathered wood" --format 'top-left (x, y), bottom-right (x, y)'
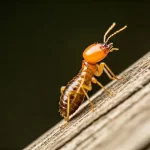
top-left (24, 51), bottom-right (150, 150)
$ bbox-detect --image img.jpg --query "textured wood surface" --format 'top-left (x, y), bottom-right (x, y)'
top-left (24, 51), bottom-right (150, 150)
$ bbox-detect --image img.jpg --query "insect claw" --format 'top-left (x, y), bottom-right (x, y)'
top-left (116, 76), bottom-right (123, 80)
top-left (59, 122), bottom-right (69, 129)
top-left (63, 122), bottom-right (68, 127)
top-left (111, 92), bottom-right (114, 97)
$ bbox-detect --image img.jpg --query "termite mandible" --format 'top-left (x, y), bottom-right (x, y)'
top-left (59, 22), bottom-right (127, 126)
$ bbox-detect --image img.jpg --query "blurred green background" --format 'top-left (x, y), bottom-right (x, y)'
top-left (0, 2), bottom-right (150, 149)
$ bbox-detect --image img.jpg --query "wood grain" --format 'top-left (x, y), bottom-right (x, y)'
top-left (24, 51), bottom-right (150, 150)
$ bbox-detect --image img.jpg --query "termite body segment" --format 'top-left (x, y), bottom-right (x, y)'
top-left (59, 22), bottom-right (127, 126)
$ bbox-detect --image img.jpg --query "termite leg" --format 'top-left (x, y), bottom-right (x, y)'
top-left (63, 93), bottom-right (71, 127)
top-left (61, 86), bottom-right (65, 94)
top-left (95, 62), bottom-right (122, 80)
top-left (81, 85), bottom-right (95, 112)
top-left (92, 77), bottom-right (113, 96)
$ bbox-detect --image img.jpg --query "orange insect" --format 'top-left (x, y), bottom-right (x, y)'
top-left (59, 22), bottom-right (127, 126)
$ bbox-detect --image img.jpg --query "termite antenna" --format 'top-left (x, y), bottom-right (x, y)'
top-left (105, 25), bottom-right (127, 43)
top-left (110, 48), bottom-right (119, 52)
top-left (103, 22), bottom-right (116, 43)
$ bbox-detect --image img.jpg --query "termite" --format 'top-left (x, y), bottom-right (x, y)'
top-left (59, 22), bottom-right (127, 126)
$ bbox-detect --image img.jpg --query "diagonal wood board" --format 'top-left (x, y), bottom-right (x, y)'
top-left (24, 51), bottom-right (150, 150)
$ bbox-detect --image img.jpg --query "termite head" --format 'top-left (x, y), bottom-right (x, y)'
top-left (83, 22), bottom-right (127, 64)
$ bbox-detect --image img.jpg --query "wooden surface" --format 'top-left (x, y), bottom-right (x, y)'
top-left (24, 51), bottom-right (150, 150)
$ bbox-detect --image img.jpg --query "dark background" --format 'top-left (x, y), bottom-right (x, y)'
top-left (0, 2), bottom-right (150, 150)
